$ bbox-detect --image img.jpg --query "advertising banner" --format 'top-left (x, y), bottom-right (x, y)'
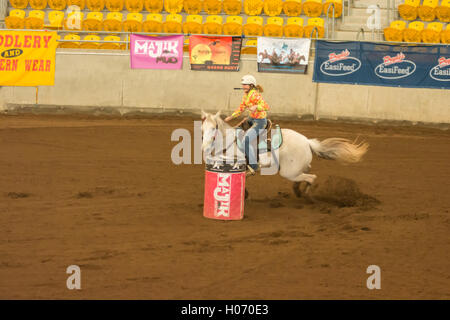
top-left (313, 40), bottom-right (450, 89)
top-left (257, 37), bottom-right (311, 74)
top-left (130, 34), bottom-right (184, 69)
top-left (189, 35), bottom-right (242, 71)
top-left (0, 30), bottom-right (58, 86)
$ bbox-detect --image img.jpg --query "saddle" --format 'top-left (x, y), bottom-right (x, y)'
top-left (236, 119), bottom-right (283, 156)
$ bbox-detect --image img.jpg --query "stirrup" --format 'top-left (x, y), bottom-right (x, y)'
top-left (246, 165), bottom-right (257, 176)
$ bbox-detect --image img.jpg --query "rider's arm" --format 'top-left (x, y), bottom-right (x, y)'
top-left (230, 97), bottom-right (247, 118)
top-left (250, 91), bottom-right (269, 112)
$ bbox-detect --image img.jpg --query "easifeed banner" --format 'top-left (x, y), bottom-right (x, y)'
top-left (130, 34), bottom-right (184, 69)
top-left (313, 40), bottom-right (450, 89)
top-left (0, 31), bottom-right (58, 86)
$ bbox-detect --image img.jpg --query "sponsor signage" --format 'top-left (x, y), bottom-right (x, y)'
top-left (313, 40), bottom-right (449, 89)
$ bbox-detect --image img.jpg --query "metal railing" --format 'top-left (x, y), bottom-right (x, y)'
top-left (325, 3), bottom-right (336, 39)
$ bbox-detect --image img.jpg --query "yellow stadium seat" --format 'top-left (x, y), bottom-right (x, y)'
top-left (59, 34), bottom-right (80, 48)
top-left (184, 0), bottom-right (203, 14)
top-left (126, 0), bottom-right (144, 12)
top-left (283, 0), bottom-right (302, 16)
top-left (398, 0), bottom-right (420, 21)
top-left (421, 21), bottom-right (443, 42)
top-left (143, 13), bottom-right (163, 32)
top-left (242, 39), bottom-right (257, 54)
top-left (418, 0), bottom-right (439, 21)
top-left (83, 12), bottom-right (103, 32)
top-left (264, 0), bottom-right (283, 16)
top-left (80, 34), bottom-right (101, 49)
top-left (383, 20), bottom-right (406, 41)
top-left (100, 35), bottom-right (122, 49)
top-left (29, 0), bottom-right (48, 10)
top-left (106, 0), bottom-right (124, 11)
top-left (244, 0), bottom-right (264, 15)
top-left (10, 0), bottom-right (29, 9)
top-left (5, 9), bottom-right (26, 29)
top-left (144, 0), bottom-right (163, 12)
top-left (323, 0), bottom-right (342, 18)
top-left (123, 12), bottom-right (143, 32)
top-left (223, 0), bottom-right (242, 14)
top-left (203, 15), bottom-right (223, 34)
top-left (284, 17), bottom-right (303, 37)
top-left (103, 12), bottom-right (123, 32)
top-left (436, 0), bottom-right (450, 22)
top-left (304, 17), bottom-right (325, 38)
top-left (403, 21), bottom-right (424, 42)
top-left (263, 16), bottom-right (283, 36)
top-left (440, 23), bottom-right (450, 43)
top-left (183, 14), bottom-right (203, 34)
top-left (67, 0), bottom-right (85, 9)
top-left (86, 0), bottom-right (105, 10)
top-left (223, 15), bottom-right (243, 35)
top-left (64, 11), bottom-right (84, 30)
top-left (48, 0), bottom-right (67, 10)
top-left (204, 0), bottom-right (222, 14)
top-left (303, 0), bottom-right (323, 17)
top-left (243, 16), bottom-right (263, 36)
top-left (163, 13), bottom-right (183, 33)
top-left (46, 10), bottom-right (65, 29)
top-left (25, 10), bottom-right (45, 29)
top-left (164, 0), bottom-right (183, 13)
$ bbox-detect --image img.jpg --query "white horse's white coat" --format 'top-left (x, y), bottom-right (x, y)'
top-left (201, 111), bottom-right (369, 192)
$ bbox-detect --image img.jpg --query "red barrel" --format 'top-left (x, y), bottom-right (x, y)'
top-left (203, 161), bottom-right (246, 220)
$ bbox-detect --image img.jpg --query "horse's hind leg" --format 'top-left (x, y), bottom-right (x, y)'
top-left (291, 174), bottom-right (317, 198)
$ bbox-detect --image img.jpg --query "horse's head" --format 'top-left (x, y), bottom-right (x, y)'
top-left (201, 110), bottom-right (222, 151)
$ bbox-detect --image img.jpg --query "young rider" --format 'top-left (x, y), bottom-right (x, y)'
top-left (224, 75), bottom-right (270, 175)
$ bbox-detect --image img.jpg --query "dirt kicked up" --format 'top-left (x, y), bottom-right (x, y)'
top-left (0, 114), bottom-right (449, 299)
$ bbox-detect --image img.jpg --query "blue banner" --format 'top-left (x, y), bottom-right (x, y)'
top-left (313, 41), bottom-right (450, 89)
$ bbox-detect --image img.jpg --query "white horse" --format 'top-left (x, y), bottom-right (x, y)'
top-left (201, 110), bottom-right (369, 198)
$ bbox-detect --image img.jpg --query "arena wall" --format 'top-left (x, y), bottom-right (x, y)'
top-left (0, 50), bottom-right (449, 125)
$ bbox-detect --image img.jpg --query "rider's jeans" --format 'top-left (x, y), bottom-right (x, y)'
top-left (244, 117), bottom-right (267, 170)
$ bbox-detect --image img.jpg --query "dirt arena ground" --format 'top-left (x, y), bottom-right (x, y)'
top-left (0, 114), bottom-right (449, 299)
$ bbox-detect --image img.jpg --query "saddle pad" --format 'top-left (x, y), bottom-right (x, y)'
top-left (236, 124), bottom-right (283, 154)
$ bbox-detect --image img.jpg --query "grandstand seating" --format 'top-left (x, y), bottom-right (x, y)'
top-left (204, 0), bottom-right (222, 14)
top-left (418, 0), bottom-right (439, 22)
top-left (304, 17), bottom-right (325, 38)
top-left (398, 0), bottom-right (420, 21)
top-left (203, 14), bottom-right (223, 34)
top-left (10, 0), bottom-right (29, 9)
top-left (241, 39), bottom-right (257, 54)
top-left (436, 0), bottom-right (450, 23)
top-left (100, 35), bottom-right (122, 49)
top-left (223, 15), bottom-right (243, 35)
top-left (244, 0), bottom-right (264, 16)
top-left (163, 13), bottom-right (183, 33)
top-left (63, 11), bottom-right (84, 30)
top-left (403, 20), bottom-right (424, 42)
top-left (48, 0), bottom-right (68, 11)
top-left (79, 34), bottom-right (101, 48)
top-left (83, 11), bottom-right (103, 32)
top-left (421, 21), bottom-right (443, 42)
top-left (29, 0), bottom-right (48, 10)
top-left (25, 10), bottom-right (45, 29)
top-left (383, 20), bottom-right (406, 42)
top-left (126, 0), bottom-right (144, 12)
top-left (67, 0), bottom-right (86, 10)
top-left (184, 0), bottom-right (203, 14)
top-left (323, 0), bottom-right (342, 18)
top-left (5, 9), bottom-right (26, 29)
top-left (144, 0), bottom-right (163, 13)
top-left (223, 0), bottom-right (242, 15)
top-left (46, 10), bottom-right (65, 29)
top-left (58, 33), bottom-right (81, 48)
top-left (264, 0), bottom-right (283, 17)
top-left (441, 23), bottom-right (450, 42)
top-left (122, 12), bottom-right (143, 32)
top-left (283, 0), bottom-right (302, 16)
top-left (183, 14), bottom-right (203, 34)
top-left (303, 0), bottom-right (323, 18)
top-left (164, 0), bottom-right (183, 14)
top-left (106, 0), bottom-right (124, 12)
top-left (87, 0), bottom-right (105, 11)
top-left (143, 13), bottom-right (163, 32)
top-left (243, 16), bottom-right (263, 36)
top-left (263, 16), bottom-right (283, 37)
top-left (103, 12), bottom-right (123, 32)
top-left (284, 17), bottom-right (304, 37)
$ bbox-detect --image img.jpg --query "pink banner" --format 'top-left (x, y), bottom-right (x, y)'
top-left (130, 34), bottom-right (184, 69)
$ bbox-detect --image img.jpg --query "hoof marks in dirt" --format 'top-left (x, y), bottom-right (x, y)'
top-left (6, 192), bottom-right (31, 199)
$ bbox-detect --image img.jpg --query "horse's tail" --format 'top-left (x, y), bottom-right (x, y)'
top-left (307, 138), bottom-right (369, 163)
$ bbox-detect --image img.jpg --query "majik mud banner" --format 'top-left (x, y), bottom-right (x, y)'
top-left (313, 40), bottom-right (450, 89)
top-left (257, 37), bottom-right (311, 74)
top-left (130, 34), bottom-right (184, 69)
top-left (189, 35), bottom-right (242, 71)
top-left (0, 31), bottom-right (58, 86)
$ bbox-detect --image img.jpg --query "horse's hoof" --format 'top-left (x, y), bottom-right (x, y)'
top-left (293, 182), bottom-right (302, 198)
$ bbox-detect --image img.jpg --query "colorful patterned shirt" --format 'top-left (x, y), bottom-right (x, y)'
top-left (231, 89), bottom-right (270, 119)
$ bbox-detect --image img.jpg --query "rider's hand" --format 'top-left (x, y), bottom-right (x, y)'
top-left (249, 105), bottom-right (257, 112)
top-left (224, 116), bottom-right (232, 122)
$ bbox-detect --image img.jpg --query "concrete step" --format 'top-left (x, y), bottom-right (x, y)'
top-left (339, 22), bottom-right (385, 32)
top-left (353, 0), bottom-right (400, 10)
